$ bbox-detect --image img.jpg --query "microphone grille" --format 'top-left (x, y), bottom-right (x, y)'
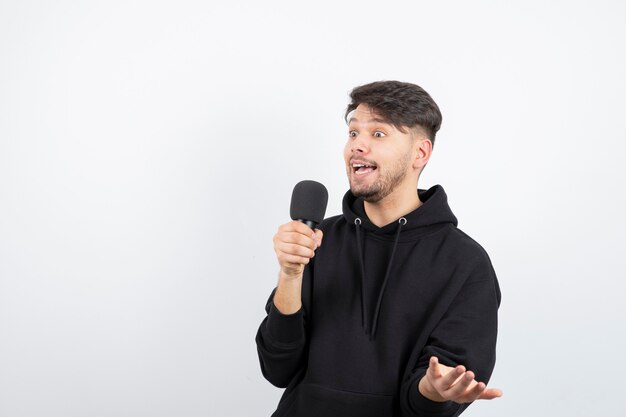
top-left (290, 180), bottom-right (328, 225)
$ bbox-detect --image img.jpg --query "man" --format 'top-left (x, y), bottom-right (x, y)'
top-left (256, 81), bottom-right (502, 417)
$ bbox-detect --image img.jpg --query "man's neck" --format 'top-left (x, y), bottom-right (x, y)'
top-left (363, 185), bottom-right (423, 227)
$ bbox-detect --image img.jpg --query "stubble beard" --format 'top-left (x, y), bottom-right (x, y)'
top-left (348, 154), bottom-right (412, 203)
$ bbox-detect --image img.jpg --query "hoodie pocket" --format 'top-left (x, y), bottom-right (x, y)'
top-left (293, 383), bottom-right (393, 417)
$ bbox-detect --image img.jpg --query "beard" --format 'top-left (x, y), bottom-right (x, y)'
top-left (348, 153), bottom-right (412, 203)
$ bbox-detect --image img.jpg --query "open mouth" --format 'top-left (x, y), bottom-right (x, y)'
top-left (352, 162), bottom-right (377, 175)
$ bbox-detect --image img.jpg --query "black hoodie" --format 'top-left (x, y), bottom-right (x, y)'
top-left (256, 185), bottom-right (501, 417)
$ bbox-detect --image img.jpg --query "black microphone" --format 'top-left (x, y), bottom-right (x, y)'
top-left (290, 180), bottom-right (328, 230)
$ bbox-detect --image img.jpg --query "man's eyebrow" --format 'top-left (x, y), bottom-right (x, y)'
top-left (348, 117), bottom-right (389, 125)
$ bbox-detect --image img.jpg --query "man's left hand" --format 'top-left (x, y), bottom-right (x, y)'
top-left (418, 356), bottom-right (503, 404)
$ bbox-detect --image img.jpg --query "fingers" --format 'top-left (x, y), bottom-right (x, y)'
top-left (445, 370), bottom-right (476, 400)
top-left (273, 221), bottom-right (323, 273)
top-left (478, 387), bottom-right (503, 400)
top-left (313, 228), bottom-right (323, 248)
top-left (279, 220), bottom-right (318, 238)
top-left (428, 356), bottom-right (439, 372)
top-left (461, 381), bottom-right (487, 402)
top-left (456, 382), bottom-right (502, 403)
top-left (441, 367), bottom-right (467, 389)
top-left (426, 356), bottom-right (502, 404)
top-left (427, 357), bottom-right (464, 386)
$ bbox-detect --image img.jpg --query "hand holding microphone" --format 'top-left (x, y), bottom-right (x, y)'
top-left (273, 181), bottom-right (328, 279)
top-left (273, 181), bottom-right (327, 314)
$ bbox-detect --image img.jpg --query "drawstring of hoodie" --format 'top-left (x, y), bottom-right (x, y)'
top-left (354, 218), bottom-right (367, 332)
top-left (354, 217), bottom-right (407, 340)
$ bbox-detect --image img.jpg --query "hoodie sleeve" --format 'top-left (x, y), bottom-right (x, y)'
top-left (255, 267), bottom-right (311, 388)
top-left (401, 255), bottom-right (501, 417)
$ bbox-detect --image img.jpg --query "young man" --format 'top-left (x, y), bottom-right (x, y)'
top-left (256, 81), bottom-right (502, 417)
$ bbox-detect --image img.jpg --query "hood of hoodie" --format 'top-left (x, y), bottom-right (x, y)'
top-left (339, 184), bottom-right (458, 340)
top-left (342, 184), bottom-right (458, 235)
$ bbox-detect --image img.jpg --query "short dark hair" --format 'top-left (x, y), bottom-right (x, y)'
top-left (345, 81), bottom-right (442, 145)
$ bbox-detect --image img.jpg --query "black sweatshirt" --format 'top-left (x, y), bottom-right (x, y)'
top-left (256, 185), bottom-right (501, 417)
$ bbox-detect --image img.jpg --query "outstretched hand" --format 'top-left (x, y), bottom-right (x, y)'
top-left (418, 356), bottom-right (502, 404)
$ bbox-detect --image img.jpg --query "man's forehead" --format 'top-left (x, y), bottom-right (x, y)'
top-left (347, 105), bottom-right (390, 125)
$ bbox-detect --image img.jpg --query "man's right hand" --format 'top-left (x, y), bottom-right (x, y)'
top-left (273, 221), bottom-right (323, 280)
top-left (272, 221), bottom-right (323, 314)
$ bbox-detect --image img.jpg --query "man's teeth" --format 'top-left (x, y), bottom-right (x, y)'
top-left (352, 163), bottom-right (375, 175)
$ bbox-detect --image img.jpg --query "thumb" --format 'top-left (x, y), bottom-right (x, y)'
top-left (314, 229), bottom-right (324, 248)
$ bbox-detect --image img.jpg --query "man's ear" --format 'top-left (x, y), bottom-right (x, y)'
top-left (413, 136), bottom-right (433, 170)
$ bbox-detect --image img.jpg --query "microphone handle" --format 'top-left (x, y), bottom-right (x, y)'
top-left (296, 219), bottom-right (317, 230)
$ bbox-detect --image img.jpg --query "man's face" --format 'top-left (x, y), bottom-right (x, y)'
top-left (343, 104), bottom-right (416, 203)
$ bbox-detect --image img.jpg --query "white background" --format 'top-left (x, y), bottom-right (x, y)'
top-left (1, 1), bottom-right (625, 416)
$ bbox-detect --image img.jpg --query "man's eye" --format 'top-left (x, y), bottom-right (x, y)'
top-left (374, 131), bottom-right (386, 138)
top-left (349, 130), bottom-right (358, 138)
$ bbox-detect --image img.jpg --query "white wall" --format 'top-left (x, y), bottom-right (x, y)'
top-left (1, 1), bottom-right (624, 416)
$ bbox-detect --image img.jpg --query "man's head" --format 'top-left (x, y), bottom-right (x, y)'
top-left (345, 80), bottom-right (442, 145)
top-left (344, 81), bottom-right (442, 203)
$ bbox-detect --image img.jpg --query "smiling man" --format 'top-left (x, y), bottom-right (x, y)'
top-left (256, 81), bottom-right (502, 417)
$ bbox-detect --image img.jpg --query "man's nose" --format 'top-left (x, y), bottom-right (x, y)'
top-left (350, 133), bottom-right (369, 154)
